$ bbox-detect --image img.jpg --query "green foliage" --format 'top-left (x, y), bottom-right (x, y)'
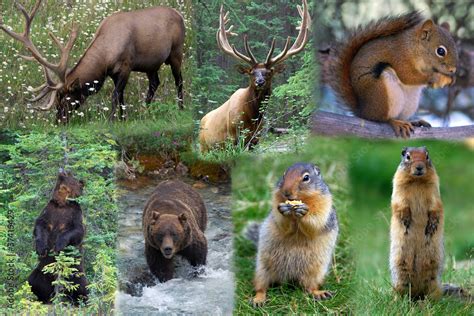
top-left (42, 247), bottom-right (83, 304)
top-left (0, 128), bottom-right (118, 314)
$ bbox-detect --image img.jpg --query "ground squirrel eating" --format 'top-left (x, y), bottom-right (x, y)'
top-left (252, 162), bottom-right (338, 307)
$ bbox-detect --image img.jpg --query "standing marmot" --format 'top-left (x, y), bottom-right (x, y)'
top-left (390, 146), bottom-right (445, 299)
top-left (142, 180), bottom-right (208, 282)
top-left (252, 162), bottom-right (338, 307)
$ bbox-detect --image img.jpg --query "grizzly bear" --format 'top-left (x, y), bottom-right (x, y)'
top-left (28, 169), bottom-right (88, 304)
top-left (142, 180), bottom-right (208, 282)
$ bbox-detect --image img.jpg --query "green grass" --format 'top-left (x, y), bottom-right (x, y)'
top-left (348, 139), bottom-right (474, 315)
top-left (232, 137), bottom-right (355, 314)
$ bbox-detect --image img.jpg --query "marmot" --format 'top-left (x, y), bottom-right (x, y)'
top-left (252, 162), bottom-right (338, 306)
top-left (390, 146), bottom-right (445, 299)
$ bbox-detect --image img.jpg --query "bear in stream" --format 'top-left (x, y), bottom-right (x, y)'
top-left (142, 180), bottom-right (208, 282)
top-left (28, 169), bottom-right (88, 304)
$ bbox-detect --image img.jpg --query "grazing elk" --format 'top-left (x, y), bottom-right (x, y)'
top-left (0, 0), bottom-right (185, 123)
top-left (199, 0), bottom-right (310, 152)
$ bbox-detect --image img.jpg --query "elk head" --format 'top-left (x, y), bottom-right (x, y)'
top-left (0, 0), bottom-right (79, 121)
top-left (217, 0), bottom-right (310, 93)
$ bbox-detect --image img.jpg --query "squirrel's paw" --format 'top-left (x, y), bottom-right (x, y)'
top-left (425, 212), bottom-right (440, 237)
top-left (278, 203), bottom-right (293, 216)
top-left (310, 289), bottom-right (333, 301)
top-left (411, 119), bottom-right (431, 128)
top-left (251, 291), bottom-right (266, 307)
top-left (294, 204), bottom-right (309, 217)
top-left (389, 119), bottom-right (414, 138)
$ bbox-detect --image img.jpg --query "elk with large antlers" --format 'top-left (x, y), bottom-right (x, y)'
top-left (199, 0), bottom-right (310, 152)
top-left (0, 1), bottom-right (185, 123)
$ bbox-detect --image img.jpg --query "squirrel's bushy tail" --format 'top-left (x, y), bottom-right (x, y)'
top-left (243, 221), bottom-right (260, 246)
top-left (330, 11), bottom-right (423, 110)
top-left (442, 283), bottom-right (472, 301)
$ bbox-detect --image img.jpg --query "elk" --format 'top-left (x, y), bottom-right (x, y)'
top-left (198, 0), bottom-right (310, 152)
top-left (0, 0), bottom-right (185, 123)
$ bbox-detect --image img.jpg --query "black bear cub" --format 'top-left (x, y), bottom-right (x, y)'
top-left (142, 180), bottom-right (208, 282)
top-left (28, 169), bottom-right (88, 304)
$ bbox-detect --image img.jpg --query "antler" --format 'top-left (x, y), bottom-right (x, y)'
top-left (0, 0), bottom-right (79, 110)
top-left (216, 5), bottom-right (257, 65)
top-left (265, 0), bottom-right (311, 66)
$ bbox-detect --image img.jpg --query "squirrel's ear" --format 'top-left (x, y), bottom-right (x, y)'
top-left (420, 20), bottom-right (434, 40)
top-left (313, 164), bottom-right (320, 176)
top-left (440, 22), bottom-right (450, 32)
top-left (401, 147), bottom-right (408, 156)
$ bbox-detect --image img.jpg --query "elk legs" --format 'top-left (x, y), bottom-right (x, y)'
top-left (169, 56), bottom-right (184, 109)
top-left (146, 71), bottom-right (160, 104)
top-left (111, 71), bottom-right (130, 121)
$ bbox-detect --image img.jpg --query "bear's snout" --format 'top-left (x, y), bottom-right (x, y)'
top-left (160, 235), bottom-right (175, 259)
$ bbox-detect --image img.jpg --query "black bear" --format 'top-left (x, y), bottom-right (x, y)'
top-left (28, 169), bottom-right (88, 304)
top-left (142, 180), bottom-right (208, 282)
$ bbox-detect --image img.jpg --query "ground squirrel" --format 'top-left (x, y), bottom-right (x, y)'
top-left (389, 146), bottom-right (468, 300)
top-left (252, 162), bottom-right (338, 307)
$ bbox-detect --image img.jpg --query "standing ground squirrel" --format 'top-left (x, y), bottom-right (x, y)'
top-left (390, 146), bottom-right (464, 300)
top-left (252, 162), bottom-right (338, 307)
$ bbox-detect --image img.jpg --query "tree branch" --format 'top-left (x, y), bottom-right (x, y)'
top-left (311, 111), bottom-right (474, 139)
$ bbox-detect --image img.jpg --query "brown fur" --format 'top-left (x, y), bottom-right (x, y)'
top-left (390, 147), bottom-right (444, 300)
top-left (142, 180), bottom-right (208, 282)
top-left (252, 163), bottom-right (338, 306)
top-left (330, 11), bottom-right (458, 137)
top-left (28, 170), bottom-right (87, 304)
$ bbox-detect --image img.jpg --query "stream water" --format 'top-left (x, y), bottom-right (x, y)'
top-left (115, 176), bottom-right (234, 315)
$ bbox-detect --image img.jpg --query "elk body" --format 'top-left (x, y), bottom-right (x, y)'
top-left (198, 0), bottom-right (310, 152)
top-left (0, 1), bottom-right (185, 123)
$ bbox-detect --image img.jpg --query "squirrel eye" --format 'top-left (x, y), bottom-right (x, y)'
top-left (405, 153), bottom-right (411, 160)
top-left (302, 174), bottom-right (310, 182)
top-left (436, 46), bottom-right (447, 57)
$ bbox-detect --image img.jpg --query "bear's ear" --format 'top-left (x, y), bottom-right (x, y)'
top-left (151, 211), bottom-right (160, 225)
top-left (178, 213), bottom-right (187, 224)
top-left (58, 168), bottom-right (67, 180)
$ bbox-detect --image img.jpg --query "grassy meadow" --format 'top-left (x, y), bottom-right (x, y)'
top-left (0, 129), bottom-right (118, 314)
top-left (232, 137), bottom-right (355, 314)
top-left (348, 139), bottom-right (474, 315)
